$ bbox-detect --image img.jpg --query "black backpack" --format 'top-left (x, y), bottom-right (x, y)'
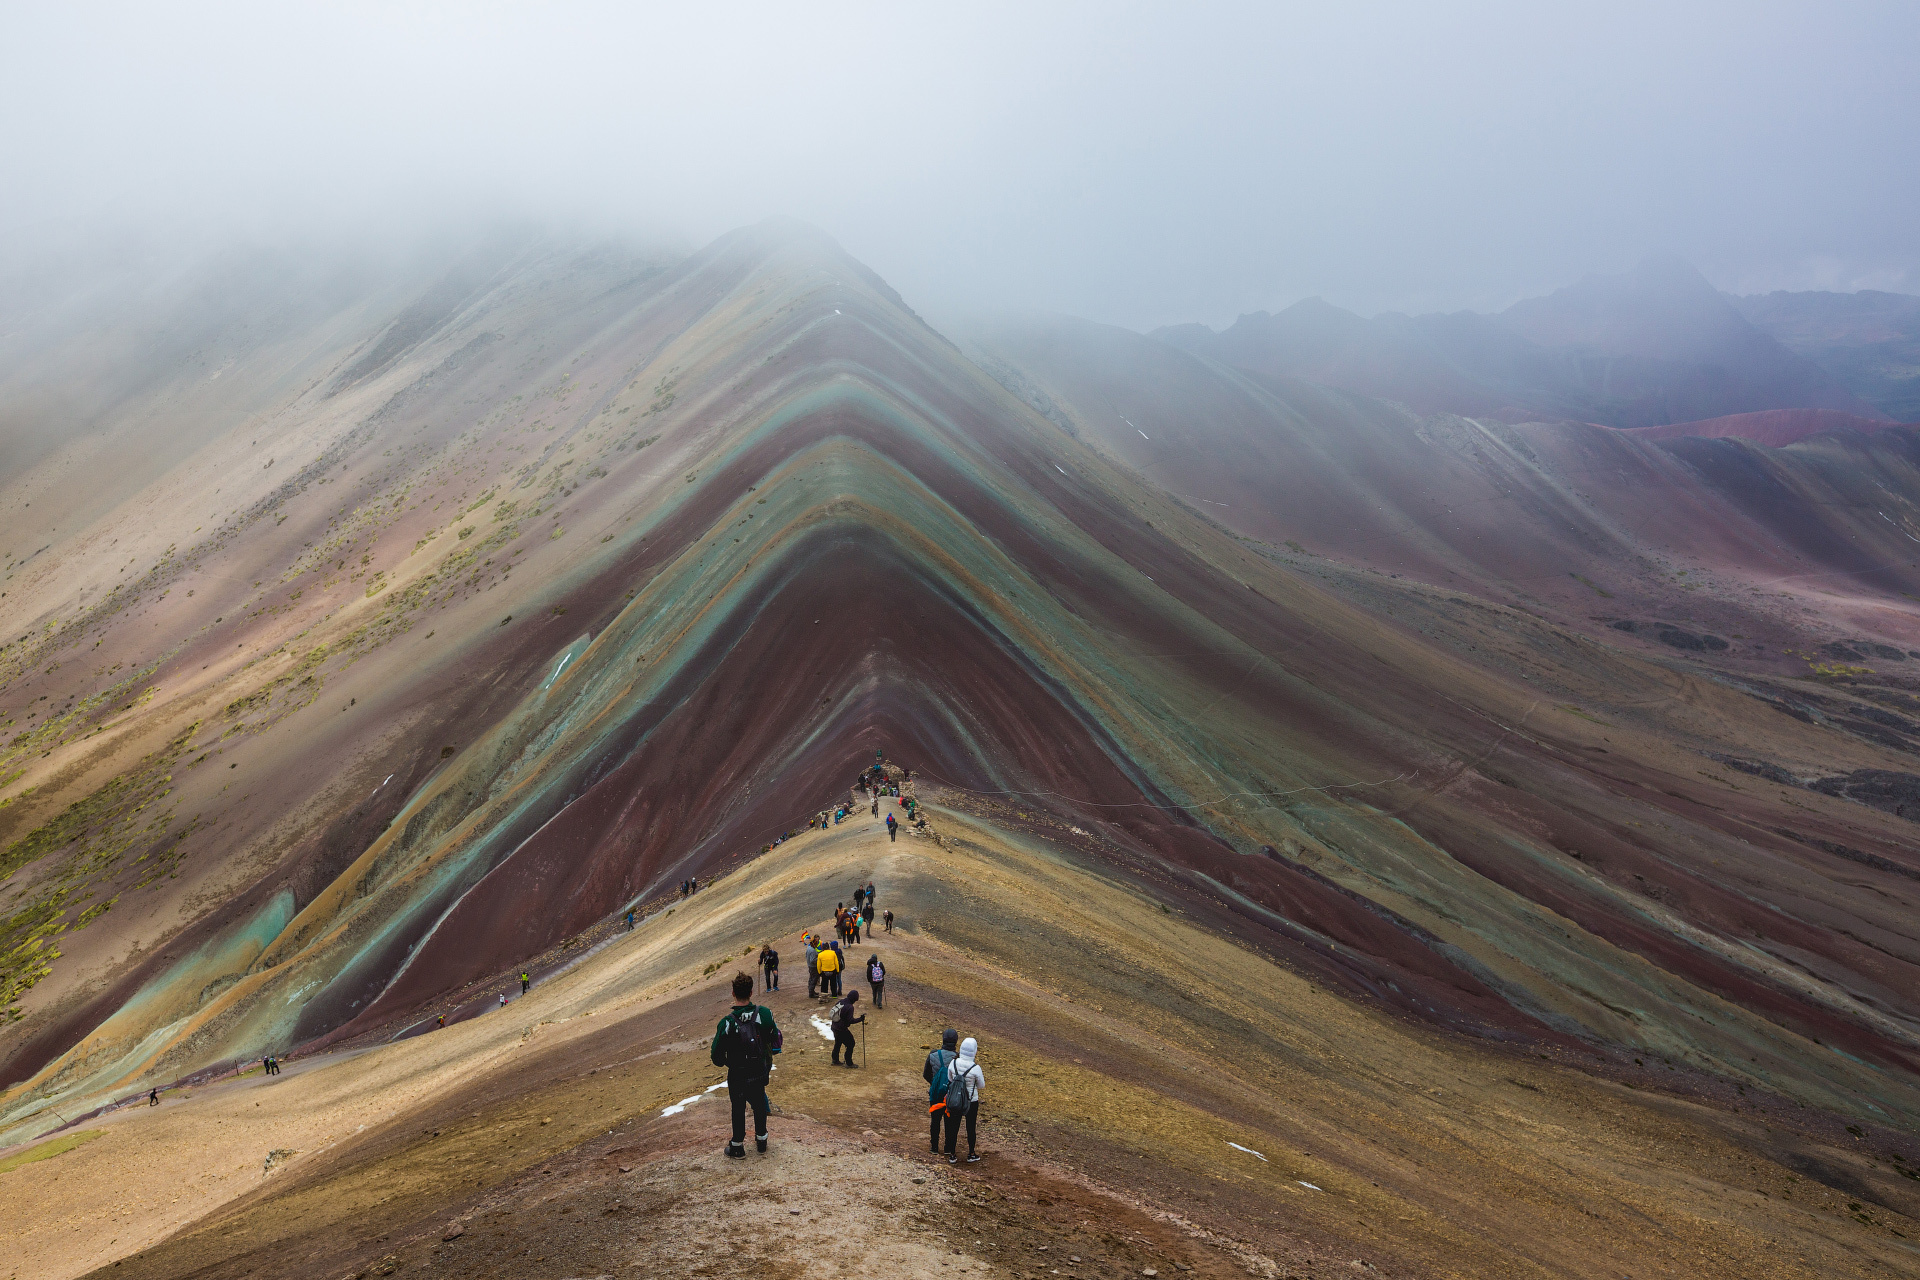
top-left (944, 1058), bottom-right (972, 1114)
top-left (729, 1006), bottom-right (777, 1067)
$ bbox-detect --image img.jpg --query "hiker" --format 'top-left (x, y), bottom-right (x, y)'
top-left (886, 812), bottom-right (897, 842)
top-left (923, 1030), bottom-right (959, 1153)
top-left (520, 971), bottom-right (531, 995)
top-left (262, 1055), bottom-right (271, 1076)
top-left (806, 935), bottom-right (821, 999)
top-left (830, 990), bottom-right (865, 1066)
top-left (691, 876), bottom-right (699, 894)
top-left (866, 954), bottom-right (886, 1008)
top-left (437, 1014), bottom-right (446, 1028)
top-left (883, 908), bottom-right (895, 934)
top-left (759, 942), bottom-right (780, 992)
top-left (149, 1087), bottom-right (160, 1106)
top-left (862, 903), bottom-right (876, 939)
top-left (817, 939), bottom-right (842, 996)
top-left (709, 971), bottom-right (780, 1157)
top-left (871, 798), bottom-right (879, 817)
top-left (942, 1037), bottom-right (985, 1164)
top-left (626, 909), bottom-right (635, 931)
top-left (499, 993), bottom-right (507, 1008)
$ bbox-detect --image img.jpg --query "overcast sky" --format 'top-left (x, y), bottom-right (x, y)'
top-left (2, 1), bottom-right (1916, 329)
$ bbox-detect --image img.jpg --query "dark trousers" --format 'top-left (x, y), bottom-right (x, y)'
top-left (730, 1078), bottom-right (770, 1145)
top-left (943, 1101), bottom-right (978, 1157)
top-left (870, 982), bottom-right (884, 1009)
top-left (832, 1027), bottom-right (857, 1064)
top-left (824, 972), bottom-right (841, 995)
top-left (764, 966), bottom-right (778, 992)
top-left (807, 968), bottom-right (818, 998)
top-left (929, 1110), bottom-right (942, 1151)
top-left (888, 827), bottom-right (896, 841)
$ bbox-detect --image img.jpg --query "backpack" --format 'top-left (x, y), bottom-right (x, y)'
top-left (727, 1006), bottom-right (780, 1068)
top-left (729, 1006), bottom-right (765, 1067)
top-left (868, 960), bottom-right (884, 983)
top-left (927, 1049), bottom-right (957, 1111)
top-left (945, 1059), bottom-right (973, 1115)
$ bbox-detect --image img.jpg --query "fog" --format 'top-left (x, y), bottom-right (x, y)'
top-left (2, 1), bottom-right (1916, 328)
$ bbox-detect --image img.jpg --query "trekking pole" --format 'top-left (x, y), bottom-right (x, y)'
top-left (861, 1018), bottom-right (866, 1068)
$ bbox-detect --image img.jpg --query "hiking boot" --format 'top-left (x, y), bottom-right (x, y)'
top-left (726, 1142), bottom-right (746, 1159)
top-left (948, 1155), bottom-right (959, 1164)
top-left (842, 1061), bottom-right (860, 1069)
top-left (756, 1135), bottom-right (768, 1154)
top-left (967, 1153), bottom-right (981, 1163)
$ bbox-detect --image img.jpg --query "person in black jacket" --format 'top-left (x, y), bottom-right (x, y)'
top-left (710, 972), bottom-right (780, 1156)
top-left (759, 943), bottom-right (780, 992)
top-left (922, 1028), bottom-right (959, 1153)
top-left (830, 990), bottom-right (865, 1066)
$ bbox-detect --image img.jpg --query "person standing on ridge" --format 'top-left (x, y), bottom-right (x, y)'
top-left (886, 811), bottom-right (897, 842)
top-left (626, 909), bottom-right (635, 931)
top-left (759, 942), bottom-right (780, 993)
top-left (710, 971), bottom-right (780, 1157)
top-left (943, 1037), bottom-right (985, 1164)
top-left (498, 992), bottom-right (508, 1008)
top-left (149, 1087), bottom-right (160, 1106)
top-left (829, 989), bottom-right (865, 1067)
top-left (866, 954), bottom-right (885, 1008)
top-left (806, 934), bottom-right (820, 999)
top-left (520, 971), bottom-right (530, 995)
top-left (818, 938), bottom-right (842, 996)
top-left (923, 1030), bottom-right (958, 1153)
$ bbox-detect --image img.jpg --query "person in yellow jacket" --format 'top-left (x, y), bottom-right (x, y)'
top-left (815, 939), bottom-right (842, 997)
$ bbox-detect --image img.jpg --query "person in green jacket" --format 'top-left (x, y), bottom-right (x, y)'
top-left (710, 972), bottom-right (780, 1157)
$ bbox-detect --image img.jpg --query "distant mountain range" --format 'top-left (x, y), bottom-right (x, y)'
top-left (1153, 257), bottom-right (1919, 429)
top-left (1731, 287), bottom-right (1920, 423)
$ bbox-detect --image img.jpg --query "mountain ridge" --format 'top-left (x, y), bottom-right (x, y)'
top-left (5, 224), bottom-right (1920, 1279)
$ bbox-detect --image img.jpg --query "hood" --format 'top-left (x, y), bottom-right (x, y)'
top-left (958, 1037), bottom-right (978, 1065)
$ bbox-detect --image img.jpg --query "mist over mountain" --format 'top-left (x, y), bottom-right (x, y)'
top-left (1732, 287), bottom-right (1920, 421)
top-left (3, 4), bottom-right (1919, 1277)
top-left (1153, 257), bottom-right (1891, 428)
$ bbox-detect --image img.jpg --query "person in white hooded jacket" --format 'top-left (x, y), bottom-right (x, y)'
top-left (942, 1036), bottom-right (985, 1163)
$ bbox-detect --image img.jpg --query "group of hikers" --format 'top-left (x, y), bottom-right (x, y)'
top-left (709, 962), bottom-right (985, 1164)
top-left (755, 752), bottom-right (936, 859)
top-left (679, 877), bottom-right (701, 898)
top-left (836, 885), bottom-right (878, 942)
